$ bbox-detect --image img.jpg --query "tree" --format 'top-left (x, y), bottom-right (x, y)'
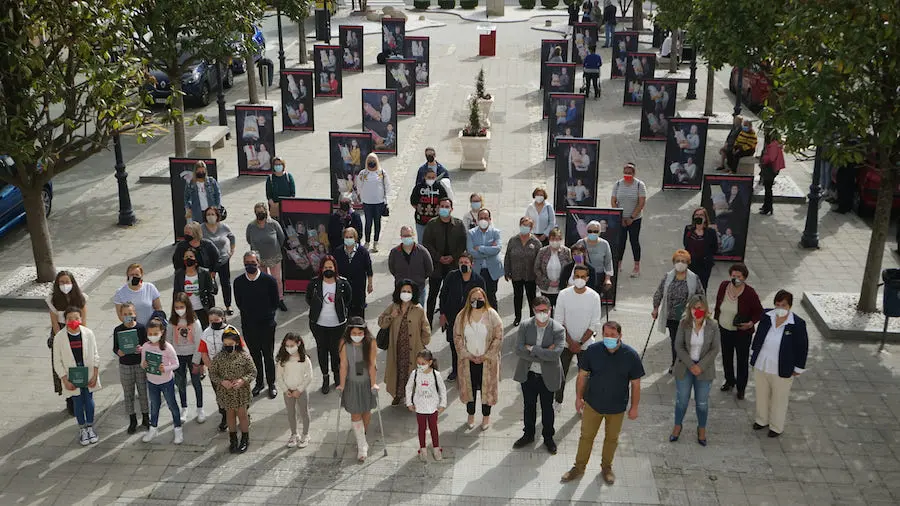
top-left (655, 0), bottom-right (715, 115)
top-left (0, 0), bottom-right (148, 282)
top-left (130, 0), bottom-right (264, 156)
top-left (276, 0), bottom-right (313, 65)
top-left (761, 0), bottom-right (900, 312)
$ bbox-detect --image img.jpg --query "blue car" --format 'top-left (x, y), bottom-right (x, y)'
top-left (149, 55), bottom-right (234, 107)
top-left (0, 176), bottom-right (53, 239)
top-left (231, 25), bottom-right (267, 74)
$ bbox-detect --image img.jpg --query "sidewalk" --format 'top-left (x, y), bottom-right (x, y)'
top-left (0, 16), bottom-right (898, 506)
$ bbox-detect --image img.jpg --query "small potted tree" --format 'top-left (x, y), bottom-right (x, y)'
top-left (437, 0), bottom-right (456, 8)
top-left (458, 97), bottom-right (490, 170)
top-left (460, 0), bottom-right (478, 8)
top-left (414, 0), bottom-right (431, 8)
top-left (466, 67), bottom-right (494, 127)
top-left (519, 0), bottom-right (536, 8)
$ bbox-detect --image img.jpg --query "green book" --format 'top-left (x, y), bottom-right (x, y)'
top-left (118, 328), bottom-right (139, 355)
top-left (673, 302), bottom-right (686, 320)
top-left (68, 366), bottom-right (89, 388)
top-left (145, 351), bottom-right (163, 375)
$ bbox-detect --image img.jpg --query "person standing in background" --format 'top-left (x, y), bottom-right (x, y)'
top-left (410, 166), bottom-right (447, 241)
top-left (682, 208), bottom-right (718, 291)
top-left (356, 153), bottom-right (391, 252)
top-left (467, 208), bottom-right (504, 311)
top-left (439, 254), bottom-right (486, 382)
top-left (602, 0), bottom-right (617, 48)
top-left (423, 198), bottom-right (468, 325)
top-left (328, 197), bottom-right (364, 252)
top-left (573, 220), bottom-right (614, 294)
top-left (388, 226), bottom-right (433, 303)
top-left (265, 157), bottom-right (296, 219)
top-left (246, 203), bottom-right (287, 311)
top-left (202, 207), bottom-right (235, 315)
top-left (334, 227), bottom-right (374, 318)
top-left (534, 229), bottom-right (572, 307)
top-left (714, 263), bottom-right (763, 400)
top-left (610, 163), bottom-right (646, 278)
top-left (505, 217), bottom-right (542, 326)
top-left (184, 160), bottom-right (222, 224)
top-left (233, 251), bottom-right (280, 399)
top-left (462, 193), bottom-right (484, 230)
top-left (415, 147), bottom-right (451, 184)
top-left (525, 187), bottom-right (557, 246)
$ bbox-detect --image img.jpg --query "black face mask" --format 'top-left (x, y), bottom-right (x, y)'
top-left (256, 213), bottom-right (267, 221)
top-left (323, 269), bottom-right (336, 278)
top-left (210, 322), bottom-right (225, 330)
top-left (459, 264), bottom-right (471, 274)
top-left (184, 258), bottom-right (197, 267)
top-left (471, 299), bottom-right (485, 309)
top-left (130, 276), bottom-right (142, 286)
top-left (244, 264), bottom-right (259, 274)
top-left (340, 202), bottom-right (351, 212)
top-left (693, 217), bottom-right (703, 225)
top-left (367, 161), bottom-right (377, 169)
top-left (425, 154), bottom-right (435, 163)
top-left (196, 172), bottom-right (206, 179)
top-left (183, 234), bottom-right (194, 242)
top-left (223, 345), bottom-right (241, 353)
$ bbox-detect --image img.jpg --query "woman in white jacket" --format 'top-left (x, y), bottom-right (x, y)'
top-left (52, 307), bottom-right (102, 446)
top-left (355, 153), bottom-right (391, 252)
top-left (275, 333), bottom-right (314, 448)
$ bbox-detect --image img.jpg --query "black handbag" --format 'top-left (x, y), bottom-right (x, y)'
top-left (732, 314), bottom-right (751, 327)
top-left (381, 204), bottom-right (390, 217)
top-left (376, 327), bottom-right (390, 350)
top-left (218, 205), bottom-right (228, 221)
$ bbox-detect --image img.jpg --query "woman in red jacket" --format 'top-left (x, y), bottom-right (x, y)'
top-left (759, 130), bottom-right (786, 215)
top-left (714, 263), bottom-right (763, 400)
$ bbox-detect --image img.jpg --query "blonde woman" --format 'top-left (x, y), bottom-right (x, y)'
top-left (354, 153), bottom-right (391, 252)
top-left (652, 249), bottom-right (705, 373)
top-left (671, 295), bottom-right (720, 446)
top-left (453, 287), bottom-right (503, 430)
top-left (462, 193), bottom-right (484, 230)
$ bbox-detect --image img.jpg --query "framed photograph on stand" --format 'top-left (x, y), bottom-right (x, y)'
top-left (564, 206), bottom-right (624, 307)
top-left (280, 198), bottom-right (334, 293)
top-left (701, 174), bottom-right (753, 261)
top-left (281, 69), bottom-right (314, 131)
top-left (554, 138), bottom-right (600, 214)
top-left (329, 131), bottom-right (374, 207)
top-left (662, 117), bottom-right (709, 190)
top-left (362, 89), bottom-right (398, 155)
top-left (313, 44), bottom-right (342, 98)
top-left (339, 25), bottom-right (364, 72)
top-left (235, 105), bottom-right (276, 176)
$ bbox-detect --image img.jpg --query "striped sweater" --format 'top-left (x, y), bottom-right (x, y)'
top-left (733, 130), bottom-right (758, 153)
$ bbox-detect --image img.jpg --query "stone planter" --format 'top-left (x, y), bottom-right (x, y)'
top-left (467, 94), bottom-right (495, 128)
top-left (458, 130), bottom-right (491, 170)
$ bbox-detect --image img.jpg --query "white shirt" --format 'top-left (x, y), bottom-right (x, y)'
top-left (405, 368), bottom-right (447, 414)
top-left (464, 318), bottom-right (488, 356)
top-left (183, 273), bottom-right (202, 310)
top-left (530, 325), bottom-right (547, 374)
top-left (754, 311), bottom-right (804, 375)
top-left (545, 253), bottom-right (562, 294)
top-left (196, 182), bottom-right (208, 211)
top-left (661, 36), bottom-right (672, 57)
top-left (317, 281), bottom-right (341, 327)
top-left (689, 321), bottom-right (705, 362)
top-left (555, 286), bottom-right (601, 349)
top-left (356, 168), bottom-right (390, 205)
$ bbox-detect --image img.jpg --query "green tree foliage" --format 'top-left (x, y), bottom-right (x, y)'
top-left (273, 0), bottom-right (313, 64)
top-left (762, 0), bottom-right (900, 312)
top-left (0, 0), bottom-right (148, 281)
top-left (689, 0), bottom-right (782, 72)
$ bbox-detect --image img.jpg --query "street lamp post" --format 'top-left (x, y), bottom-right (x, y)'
top-left (733, 67), bottom-right (744, 116)
top-left (113, 132), bottom-right (136, 226)
top-left (216, 62), bottom-right (230, 140)
top-left (277, 6), bottom-right (286, 83)
top-left (686, 42), bottom-right (698, 100)
top-left (799, 146), bottom-right (823, 249)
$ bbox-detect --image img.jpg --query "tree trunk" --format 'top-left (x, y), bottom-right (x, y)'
top-left (299, 22), bottom-right (308, 64)
top-left (632, 1), bottom-right (642, 30)
top-left (857, 147), bottom-right (896, 312)
top-left (669, 29), bottom-right (680, 73)
top-left (246, 50), bottom-right (260, 104)
top-left (22, 186), bottom-right (56, 282)
top-left (172, 81), bottom-right (187, 157)
top-left (704, 63), bottom-right (715, 116)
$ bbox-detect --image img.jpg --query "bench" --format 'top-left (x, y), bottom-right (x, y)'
top-left (737, 156), bottom-right (757, 175)
top-left (190, 126), bottom-right (230, 158)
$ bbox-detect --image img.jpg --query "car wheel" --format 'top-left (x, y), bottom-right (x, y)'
top-left (853, 190), bottom-right (873, 218)
top-left (198, 83), bottom-right (211, 107)
top-left (728, 72), bottom-right (736, 93)
top-left (41, 187), bottom-right (52, 217)
top-left (224, 68), bottom-right (234, 89)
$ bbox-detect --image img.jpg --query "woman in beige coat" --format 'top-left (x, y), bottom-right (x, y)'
top-left (378, 279), bottom-right (431, 405)
top-left (453, 286), bottom-right (503, 430)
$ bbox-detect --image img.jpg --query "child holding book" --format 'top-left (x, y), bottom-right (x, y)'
top-left (169, 294), bottom-right (205, 424)
top-left (406, 349), bottom-right (446, 461)
top-left (337, 316), bottom-right (379, 462)
top-left (52, 307), bottom-right (101, 446)
top-left (140, 318), bottom-right (183, 444)
top-left (275, 333), bottom-right (314, 448)
top-left (209, 327), bottom-right (256, 453)
top-left (112, 302), bottom-right (149, 434)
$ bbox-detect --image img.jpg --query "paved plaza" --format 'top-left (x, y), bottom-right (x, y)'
top-left (1, 9), bottom-right (899, 506)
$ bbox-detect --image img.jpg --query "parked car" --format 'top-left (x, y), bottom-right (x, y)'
top-left (148, 55), bottom-right (234, 107)
top-left (730, 63), bottom-right (772, 111)
top-left (0, 169), bottom-right (53, 238)
top-left (230, 25), bottom-right (266, 74)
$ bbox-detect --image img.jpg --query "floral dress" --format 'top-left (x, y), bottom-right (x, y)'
top-left (209, 350), bottom-right (257, 410)
top-left (395, 307), bottom-right (411, 395)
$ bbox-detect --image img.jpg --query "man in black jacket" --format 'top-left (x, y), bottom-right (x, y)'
top-left (423, 198), bottom-right (468, 327)
top-left (233, 251), bottom-right (280, 399)
top-left (602, 0), bottom-right (617, 48)
top-left (439, 253), bottom-right (485, 381)
top-left (410, 166), bottom-right (448, 241)
top-left (327, 197), bottom-right (364, 252)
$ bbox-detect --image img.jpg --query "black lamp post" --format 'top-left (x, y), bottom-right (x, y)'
top-left (686, 42), bottom-right (698, 100)
top-left (216, 62), bottom-right (230, 140)
top-left (113, 131), bottom-right (136, 226)
top-left (277, 6), bottom-right (286, 81)
top-left (799, 146), bottom-right (823, 249)
top-left (733, 67), bottom-right (744, 115)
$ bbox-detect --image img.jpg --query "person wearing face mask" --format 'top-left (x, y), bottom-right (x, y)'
top-left (246, 202), bottom-right (287, 311)
top-left (453, 287), bottom-right (503, 431)
top-left (168, 294), bottom-right (205, 425)
top-left (265, 157), bottom-right (296, 219)
top-left (275, 333), bottom-right (314, 449)
top-left (388, 226), bottom-right (434, 304)
top-left (671, 295), bottom-right (720, 446)
top-left (525, 187), bottom-right (557, 246)
top-left (714, 263), bottom-right (763, 400)
top-left (327, 197), bottom-right (364, 252)
top-left (306, 256), bottom-right (353, 394)
top-left (173, 221), bottom-right (221, 273)
top-left (197, 307), bottom-right (247, 432)
top-left (355, 153), bottom-right (391, 252)
top-left (233, 251), bottom-right (281, 399)
top-left (682, 207), bottom-right (718, 290)
top-left (173, 249), bottom-right (218, 328)
top-left (559, 243), bottom-right (598, 290)
top-left (379, 279), bottom-right (431, 405)
top-left (183, 160), bottom-right (222, 223)
top-left (53, 307), bottom-right (102, 446)
top-left (462, 193), bottom-right (484, 230)
top-left (113, 302), bottom-right (150, 433)
top-left (554, 265), bottom-right (602, 412)
top-left (423, 197), bottom-right (468, 325)
top-left (534, 228), bottom-right (573, 307)
top-left (505, 217), bottom-right (542, 326)
top-left (47, 270), bottom-right (90, 415)
top-left (201, 207), bottom-right (235, 315)
top-left (409, 165), bottom-right (448, 241)
top-left (611, 163), bottom-right (646, 278)
top-left (439, 253), bottom-right (486, 381)
top-left (140, 318), bottom-right (183, 445)
top-left (114, 263), bottom-right (163, 326)
top-left (652, 250), bottom-right (705, 374)
top-left (415, 147), bottom-right (450, 184)
top-left (208, 327), bottom-right (256, 453)
top-left (334, 227), bottom-right (374, 317)
top-left (750, 290), bottom-right (808, 438)
top-left (513, 296), bottom-right (565, 454)
top-left (337, 317), bottom-right (379, 462)
top-left (561, 321), bottom-right (644, 485)
top-left (573, 220), bottom-right (614, 294)
top-left (467, 208), bottom-right (504, 311)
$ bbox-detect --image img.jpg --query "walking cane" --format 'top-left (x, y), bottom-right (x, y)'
top-left (374, 387), bottom-right (388, 457)
top-left (640, 318), bottom-right (657, 360)
top-left (333, 390), bottom-right (343, 458)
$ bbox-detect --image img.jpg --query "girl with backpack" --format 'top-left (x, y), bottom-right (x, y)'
top-left (406, 349), bottom-right (447, 461)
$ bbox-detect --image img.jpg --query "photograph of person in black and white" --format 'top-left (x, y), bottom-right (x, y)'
top-left (329, 132), bottom-right (373, 205)
top-left (282, 71), bottom-right (314, 130)
top-left (340, 26), bottom-right (363, 72)
top-left (382, 19), bottom-right (405, 59)
top-left (362, 89), bottom-right (398, 154)
top-left (386, 59), bottom-right (416, 115)
top-left (404, 36), bottom-right (430, 86)
top-left (663, 119), bottom-right (708, 189)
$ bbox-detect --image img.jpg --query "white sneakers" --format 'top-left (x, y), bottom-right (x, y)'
top-left (298, 434), bottom-right (310, 448)
top-left (287, 434), bottom-right (310, 448)
top-left (418, 448), bottom-right (428, 462)
top-left (79, 427), bottom-right (90, 446)
top-left (553, 401), bottom-right (563, 414)
top-left (173, 427), bottom-right (184, 445)
top-left (143, 426), bottom-right (158, 443)
top-left (287, 434), bottom-right (298, 448)
top-left (196, 409), bottom-right (207, 424)
top-left (180, 407), bottom-right (190, 424)
top-left (432, 447), bottom-right (443, 461)
top-left (86, 425), bottom-right (98, 444)
top-left (142, 425), bottom-right (183, 445)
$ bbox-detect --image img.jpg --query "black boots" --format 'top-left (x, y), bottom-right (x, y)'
top-left (127, 414), bottom-right (138, 434)
top-left (239, 432), bottom-right (249, 453)
top-left (229, 432), bottom-right (239, 453)
top-left (218, 412), bottom-right (228, 432)
top-left (141, 412), bottom-right (151, 430)
top-left (229, 431), bottom-right (250, 453)
top-left (321, 375), bottom-right (330, 395)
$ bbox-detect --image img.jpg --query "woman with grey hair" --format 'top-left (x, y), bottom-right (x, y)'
top-left (671, 294), bottom-right (720, 446)
top-left (573, 220), bottom-right (614, 293)
top-left (246, 203), bottom-right (287, 311)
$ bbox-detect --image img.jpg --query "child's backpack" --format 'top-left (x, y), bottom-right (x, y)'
top-left (411, 369), bottom-right (441, 400)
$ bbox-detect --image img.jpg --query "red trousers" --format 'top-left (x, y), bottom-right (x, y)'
top-left (416, 412), bottom-right (440, 448)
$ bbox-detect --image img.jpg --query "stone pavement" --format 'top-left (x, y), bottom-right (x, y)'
top-left (1, 14), bottom-right (900, 506)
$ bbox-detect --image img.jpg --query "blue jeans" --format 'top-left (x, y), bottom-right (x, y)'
top-left (674, 373), bottom-right (712, 428)
top-left (148, 378), bottom-right (182, 428)
top-left (415, 223), bottom-right (427, 244)
top-left (175, 355), bottom-right (203, 409)
top-left (362, 203), bottom-right (385, 243)
top-left (72, 388), bottom-right (95, 426)
top-left (605, 23), bottom-right (614, 47)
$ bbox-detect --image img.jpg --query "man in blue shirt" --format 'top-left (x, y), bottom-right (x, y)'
top-left (583, 46), bottom-right (603, 99)
top-left (415, 147), bottom-right (451, 184)
top-left (561, 321), bottom-right (644, 486)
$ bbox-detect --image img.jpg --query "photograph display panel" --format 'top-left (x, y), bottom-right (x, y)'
top-left (386, 58), bottom-right (416, 116)
top-left (542, 62), bottom-right (576, 118)
top-left (339, 25), bottom-right (364, 72)
top-left (540, 39), bottom-right (569, 88)
top-left (281, 69), bottom-right (314, 131)
top-left (280, 198), bottom-right (334, 293)
top-left (235, 105), bottom-right (276, 176)
top-left (382, 18), bottom-right (406, 59)
top-left (662, 118), bottom-right (709, 190)
top-left (571, 24), bottom-right (599, 65)
top-left (404, 36), bottom-right (430, 86)
top-left (329, 131), bottom-right (374, 207)
top-left (313, 44), bottom-right (342, 98)
top-left (611, 31), bottom-right (639, 79)
top-left (700, 174), bottom-right (753, 261)
top-left (623, 53), bottom-right (656, 106)
top-left (554, 138), bottom-right (601, 214)
top-left (362, 89), bottom-right (398, 155)
top-left (639, 79), bottom-right (677, 141)
top-left (169, 158), bottom-right (217, 244)
top-left (546, 93), bottom-right (586, 159)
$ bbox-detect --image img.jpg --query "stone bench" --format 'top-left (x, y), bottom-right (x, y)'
top-left (736, 156), bottom-right (757, 175)
top-left (190, 126), bottom-right (230, 158)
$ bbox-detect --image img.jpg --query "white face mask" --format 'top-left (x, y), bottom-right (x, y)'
top-left (774, 308), bottom-right (789, 318)
top-left (148, 334), bottom-right (161, 343)
top-left (534, 195), bottom-right (545, 204)
top-left (573, 278), bottom-right (587, 289)
top-left (400, 291), bottom-right (413, 302)
top-left (478, 219), bottom-right (489, 230)
top-left (59, 283), bottom-right (73, 294)
top-left (425, 179), bottom-right (436, 187)
top-left (535, 311), bottom-right (550, 323)
top-left (206, 214), bottom-right (217, 224)
top-left (175, 308), bottom-right (186, 317)
top-left (674, 262), bottom-right (688, 273)
top-left (416, 364), bottom-right (428, 373)
top-left (550, 240), bottom-right (562, 249)
top-left (285, 346), bottom-right (299, 355)
top-left (350, 333), bottom-right (365, 343)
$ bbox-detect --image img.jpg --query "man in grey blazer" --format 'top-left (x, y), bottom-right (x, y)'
top-left (513, 296), bottom-right (566, 454)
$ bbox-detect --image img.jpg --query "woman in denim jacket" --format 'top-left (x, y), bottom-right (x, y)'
top-left (184, 161), bottom-right (222, 223)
